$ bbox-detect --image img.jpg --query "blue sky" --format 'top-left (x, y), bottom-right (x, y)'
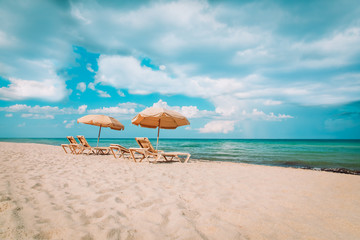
top-left (0, 0), bottom-right (359, 139)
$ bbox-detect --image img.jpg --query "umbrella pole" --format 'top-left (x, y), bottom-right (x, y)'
top-left (156, 119), bottom-right (160, 150)
top-left (97, 125), bottom-right (102, 147)
top-left (156, 127), bottom-right (160, 150)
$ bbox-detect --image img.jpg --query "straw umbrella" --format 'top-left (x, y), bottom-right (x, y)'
top-left (77, 114), bottom-right (124, 146)
top-left (131, 107), bottom-right (190, 149)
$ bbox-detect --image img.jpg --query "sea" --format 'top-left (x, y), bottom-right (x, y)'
top-left (1, 138), bottom-right (360, 174)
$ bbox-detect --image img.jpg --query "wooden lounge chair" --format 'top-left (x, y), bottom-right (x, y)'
top-left (77, 135), bottom-right (110, 155)
top-left (109, 144), bottom-right (130, 159)
top-left (129, 137), bottom-right (191, 163)
top-left (61, 136), bottom-right (82, 154)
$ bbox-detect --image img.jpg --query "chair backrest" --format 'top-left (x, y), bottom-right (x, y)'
top-left (67, 136), bottom-right (78, 144)
top-left (77, 135), bottom-right (91, 147)
top-left (110, 144), bottom-right (129, 152)
top-left (135, 137), bottom-right (156, 153)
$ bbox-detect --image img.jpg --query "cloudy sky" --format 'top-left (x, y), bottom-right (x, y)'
top-left (0, 0), bottom-right (360, 139)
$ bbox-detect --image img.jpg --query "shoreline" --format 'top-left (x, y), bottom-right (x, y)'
top-left (1, 141), bottom-right (359, 175)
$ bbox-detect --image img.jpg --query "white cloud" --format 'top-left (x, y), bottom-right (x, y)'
top-left (152, 99), bottom-right (213, 119)
top-left (76, 82), bottom-right (86, 92)
top-left (0, 104), bottom-right (29, 112)
top-left (199, 120), bottom-right (236, 134)
top-left (0, 104), bottom-right (87, 115)
top-left (18, 123), bottom-right (26, 127)
top-left (118, 102), bottom-right (141, 109)
top-left (291, 28), bottom-right (360, 69)
top-left (95, 55), bottom-right (173, 95)
top-left (152, 99), bottom-right (171, 108)
top-left (5, 113), bottom-right (12, 117)
top-left (65, 120), bottom-right (75, 128)
top-left (71, 0), bottom-right (260, 57)
top-left (86, 63), bottom-right (95, 72)
top-left (242, 109), bottom-right (293, 121)
top-left (0, 104), bottom-right (60, 113)
top-left (78, 105), bottom-right (87, 114)
top-left (21, 113), bottom-right (54, 119)
top-left (0, 76), bottom-right (67, 102)
top-left (0, 42), bottom-right (70, 101)
top-left (264, 100), bottom-right (282, 106)
top-left (70, 3), bottom-right (92, 24)
top-left (88, 82), bottom-right (96, 90)
top-left (97, 90), bottom-right (111, 98)
top-left (117, 90), bottom-right (125, 97)
top-left (88, 104), bottom-right (136, 115)
top-left (95, 55), bottom-right (244, 99)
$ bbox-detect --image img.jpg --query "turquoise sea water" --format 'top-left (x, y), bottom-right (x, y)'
top-left (1, 138), bottom-right (359, 171)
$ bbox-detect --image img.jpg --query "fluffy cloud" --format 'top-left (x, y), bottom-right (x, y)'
top-left (21, 113), bottom-right (54, 119)
top-left (199, 120), bottom-right (236, 134)
top-left (88, 103), bottom-right (137, 116)
top-left (76, 82), bottom-right (87, 92)
top-left (95, 55), bottom-right (172, 95)
top-left (88, 82), bottom-right (96, 90)
top-left (242, 109), bottom-right (293, 121)
top-left (97, 90), bottom-right (111, 98)
top-left (290, 28), bottom-right (360, 69)
top-left (0, 104), bottom-right (88, 115)
top-left (78, 105), bottom-right (87, 114)
top-left (264, 100), bottom-right (282, 106)
top-left (64, 120), bottom-right (75, 128)
top-left (0, 76), bottom-right (67, 102)
top-left (88, 106), bottom-right (134, 115)
top-left (95, 55), bottom-right (245, 99)
top-left (86, 63), bottom-right (95, 72)
top-left (117, 90), bottom-right (125, 97)
top-left (5, 113), bottom-right (12, 117)
top-left (85, 81), bottom-right (111, 98)
top-left (152, 100), bottom-right (213, 119)
top-left (0, 104), bottom-right (60, 113)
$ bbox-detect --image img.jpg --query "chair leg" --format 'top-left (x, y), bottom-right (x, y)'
top-left (184, 154), bottom-right (191, 163)
top-left (61, 144), bottom-right (69, 154)
top-left (110, 148), bottom-right (118, 159)
top-left (129, 150), bottom-right (138, 162)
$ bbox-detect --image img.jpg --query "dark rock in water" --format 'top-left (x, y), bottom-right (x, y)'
top-left (300, 167), bottom-right (360, 175)
top-left (321, 168), bottom-right (360, 175)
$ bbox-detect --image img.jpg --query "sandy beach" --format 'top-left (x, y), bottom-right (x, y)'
top-left (0, 142), bottom-right (359, 240)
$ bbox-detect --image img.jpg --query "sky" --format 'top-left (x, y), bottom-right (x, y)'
top-left (0, 0), bottom-right (360, 139)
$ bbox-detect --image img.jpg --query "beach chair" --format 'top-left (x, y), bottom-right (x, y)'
top-left (77, 135), bottom-right (110, 155)
top-left (109, 144), bottom-right (130, 159)
top-left (129, 137), bottom-right (191, 163)
top-left (61, 136), bottom-right (82, 154)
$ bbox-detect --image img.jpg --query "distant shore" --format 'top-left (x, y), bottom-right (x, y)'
top-left (1, 142), bottom-right (360, 239)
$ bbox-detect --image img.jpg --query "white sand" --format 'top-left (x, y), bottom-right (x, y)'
top-left (0, 142), bottom-right (359, 240)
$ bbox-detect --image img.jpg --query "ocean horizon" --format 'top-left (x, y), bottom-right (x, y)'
top-left (1, 138), bottom-right (359, 173)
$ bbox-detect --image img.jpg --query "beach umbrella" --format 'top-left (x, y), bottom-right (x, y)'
top-left (77, 114), bottom-right (124, 146)
top-left (131, 107), bottom-right (190, 150)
